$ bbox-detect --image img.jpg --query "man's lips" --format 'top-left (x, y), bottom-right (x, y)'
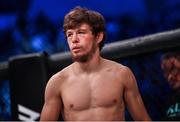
top-left (72, 47), bottom-right (81, 52)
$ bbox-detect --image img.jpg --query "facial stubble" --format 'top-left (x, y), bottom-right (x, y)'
top-left (72, 42), bottom-right (97, 63)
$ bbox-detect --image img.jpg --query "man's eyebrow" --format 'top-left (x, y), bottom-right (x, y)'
top-left (78, 28), bottom-right (87, 31)
top-left (66, 30), bottom-right (73, 34)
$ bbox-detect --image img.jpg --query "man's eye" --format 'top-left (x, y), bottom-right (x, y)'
top-left (67, 33), bottom-right (72, 37)
top-left (78, 31), bottom-right (85, 34)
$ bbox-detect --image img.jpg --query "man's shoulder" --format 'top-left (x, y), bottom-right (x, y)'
top-left (104, 59), bottom-right (134, 79)
top-left (52, 64), bottom-right (72, 79)
top-left (104, 59), bottom-right (134, 85)
top-left (104, 58), bottom-right (129, 70)
top-left (49, 64), bottom-right (73, 83)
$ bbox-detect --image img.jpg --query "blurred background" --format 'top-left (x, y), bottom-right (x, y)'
top-left (0, 0), bottom-right (180, 120)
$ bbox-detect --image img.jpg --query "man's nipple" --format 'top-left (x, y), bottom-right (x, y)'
top-left (70, 104), bottom-right (74, 109)
top-left (113, 99), bottom-right (117, 104)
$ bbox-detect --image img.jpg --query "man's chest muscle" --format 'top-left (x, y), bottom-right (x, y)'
top-left (61, 76), bottom-right (123, 110)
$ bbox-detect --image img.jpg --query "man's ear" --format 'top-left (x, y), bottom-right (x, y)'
top-left (96, 32), bottom-right (104, 44)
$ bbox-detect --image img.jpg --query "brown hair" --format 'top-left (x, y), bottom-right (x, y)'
top-left (63, 6), bottom-right (106, 50)
top-left (162, 51), bottom-right (180, 61)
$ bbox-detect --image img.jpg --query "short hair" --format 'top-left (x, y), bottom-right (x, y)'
top-left (162, 51), bottom-right (180, 61)
top-left (63, 6), bottom-right (106, 50)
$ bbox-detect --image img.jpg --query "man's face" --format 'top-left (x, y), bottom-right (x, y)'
top-left (161, 57), bottom-right (180, 91)
top-left (66, 23), bottom-right (98, 62)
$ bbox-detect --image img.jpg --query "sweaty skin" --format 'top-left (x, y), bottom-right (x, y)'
top-left (40, 23), bottom-right (151, 121)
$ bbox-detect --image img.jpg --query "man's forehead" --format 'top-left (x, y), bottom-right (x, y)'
top-left (66, 23), bottom-right (92, 32)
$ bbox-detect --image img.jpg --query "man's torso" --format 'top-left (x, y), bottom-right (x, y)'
top-left (59, 60), bottom-right (126, 120)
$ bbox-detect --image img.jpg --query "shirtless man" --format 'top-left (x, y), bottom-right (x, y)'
top-left (40, 6), bottom-right (151, 121)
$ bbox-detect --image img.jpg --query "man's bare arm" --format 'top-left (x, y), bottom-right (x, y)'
top-left (123, 67), bottom-right (151, 121)
top-left (40, 75), bottom-right (62, 121)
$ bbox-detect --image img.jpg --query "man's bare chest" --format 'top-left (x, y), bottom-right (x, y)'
top-left (61, 74), bottom-right (124, 111)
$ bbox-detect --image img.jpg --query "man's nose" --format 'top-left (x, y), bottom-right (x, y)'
top-left (71, 33), bottom-right (79, 43)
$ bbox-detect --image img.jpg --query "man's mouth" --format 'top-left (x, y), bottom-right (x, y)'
top-left (72, 47), bottom-right (81, 52)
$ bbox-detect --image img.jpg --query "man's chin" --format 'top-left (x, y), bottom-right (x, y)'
top-left (72, 55), bottom-right (89, 62)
